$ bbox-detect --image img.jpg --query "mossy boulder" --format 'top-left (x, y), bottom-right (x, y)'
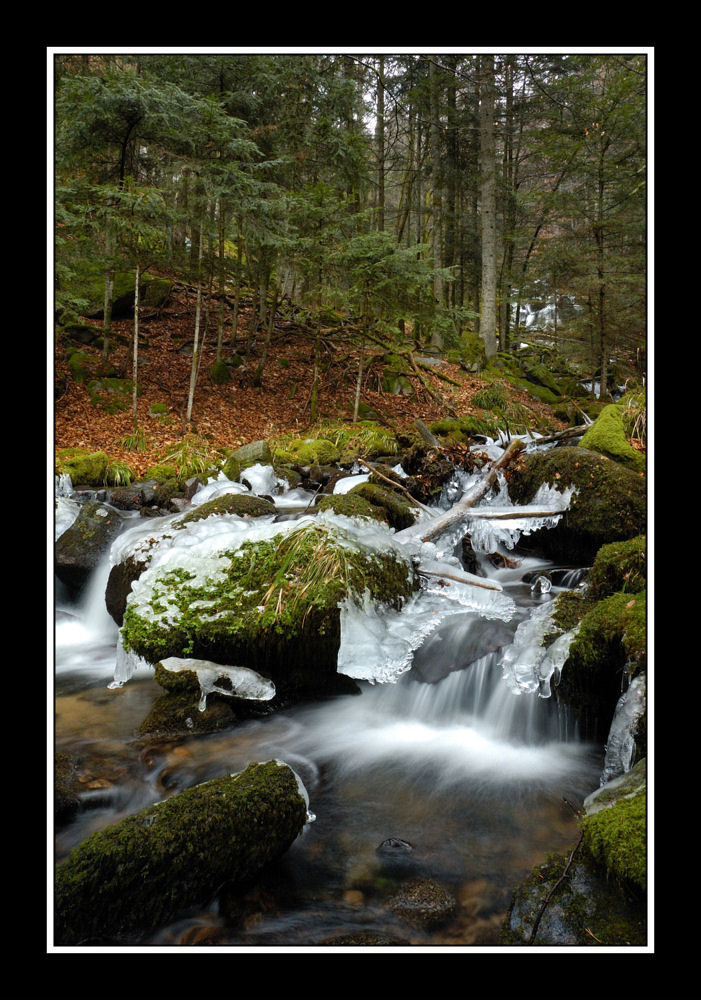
top-left (55, 500), bottom-right (126, 592)
top-left (55, 752), bottom-right (81, 826)
top-left (120, 519), bottom-right (418, 701)
top-left (507, 446), bottom-right (646, 563)
top-left (347, 482), bottom-right (417, 530)
top-left (56, 448), bottom-right (133, 488)
top-left (587, 536), bottom-right (646, 601)
top-left (579, 403), bottom-right (646, 473)
top-left (210, 359), bottom-right (231, 385)
top-left (315, 492), bottom-right (387, 523)
top-left (554, 589), bottom-right (646, 741)
top-left (274, 437), bottom-right (341, 467)
top-left (54, 761), bottom-right (309, 945)
top-left (581, 760), bottom-right (647, 894)
top-left (428, 415), bottom-right (500, 444)
top-left (175, 493), bottom-right (277, 527)
top-left (222, 440), bottom-right (274, 481)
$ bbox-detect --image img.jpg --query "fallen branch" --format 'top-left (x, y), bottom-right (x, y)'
top-left (358, 457), bottom-right (435, 515)
top-left (420, 438), bottom-right (526, 544)
top-left (531, 425), bottom-right (586, 445)
top-left (465, 507), bottom-right (567, 521)
top-left (528, 830), bottom-right (584, 945)
top-left (417, 568), bottom-right (502, 593)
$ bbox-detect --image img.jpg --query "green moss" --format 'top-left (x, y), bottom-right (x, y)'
top-left (120, 522), bottom-right (417, 694)
top-left (507, 446), bottom-right (646, 563)
top-left (580, 404), bottom-right (646, 472)
top-left (472, 382), bottom-right (508, 411)
top-left (54, 761), bottom-right (307, 945)
top-left (175, 493), bottom-right (277, 526)
top-left (56, 448), bottom-right (133, 487)
top-left (87, 377), bottom-right (140, 413)
top-left (581, 791), bottom-right (647, 893)
top-left (315, 492), bottom-right (387, 523)
top-left (148, 402), bottom-right (169, 417)
top-left (428, 415), bottom-right (499, 443)
top-left (210, 359), bottom-right (231, 385)
top-left (143, 463), bottom-right (181, 483)
top-left (588, 536), bottom-right (646, 600)
top-left (555, 590), bottom-right (646, 737)
top-left (222, 440), bottom-right (274, 481)
top-left (272, 422), bottom-right (398, 467)
top-left (348, 482), bottom-right (417, 530)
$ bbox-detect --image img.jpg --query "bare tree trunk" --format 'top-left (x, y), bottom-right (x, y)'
top-left (131, 261), bottom-right (140, 427)
top-left (102, 203), bottom-right (115, 362)
top-left (479, 54), bottom-right (498, 359)
top-left (430, 60), bottom-right (444, 344)
top-left (376, 55), bottom-right (385, 233)
top-left (186, 210), bottom-right (206, 425)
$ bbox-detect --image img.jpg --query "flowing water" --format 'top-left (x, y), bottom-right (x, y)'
top-left (53, 448), bottom-right (605, 950)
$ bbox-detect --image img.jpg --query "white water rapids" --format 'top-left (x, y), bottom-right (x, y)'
top-left (53, 437), bottom-right (610, 947)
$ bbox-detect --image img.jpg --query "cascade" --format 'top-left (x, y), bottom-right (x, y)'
top-left (53, 435), bottom-right (606, 946)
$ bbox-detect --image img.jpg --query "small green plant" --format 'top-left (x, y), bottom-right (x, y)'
top-left (120, 426), bottom-right (148, 452)
top-left (163, 435), bottom-right (219, 479)
top-left (105, 459), bottom-right (133, 486)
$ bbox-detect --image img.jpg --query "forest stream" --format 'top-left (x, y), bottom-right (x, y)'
top-left (53, 437), bottom-right (607, 949)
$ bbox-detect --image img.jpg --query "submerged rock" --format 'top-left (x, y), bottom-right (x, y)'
top-left (54, 760), bottom-right (309, 945)
top-left (386, 877), bottom-right (458, 931)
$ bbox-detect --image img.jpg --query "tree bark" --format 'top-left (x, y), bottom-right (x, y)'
top-left (186, 209), bottom-right (206, 424)
top-left (479, 54), bottom-right (498, 359)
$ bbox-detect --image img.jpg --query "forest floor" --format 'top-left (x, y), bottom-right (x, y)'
top-left (54, 281), bottom-right (565, 479)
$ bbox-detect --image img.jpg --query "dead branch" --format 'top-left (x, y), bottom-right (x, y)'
top-left (420, 437), bottom-right (526, 544)
top-left (358, 457), bottom-right (435, 515)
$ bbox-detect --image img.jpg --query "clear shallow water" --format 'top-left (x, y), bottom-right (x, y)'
top-left (54, 584), bottom-right (602, 949)
top-left (53, 463), bottom-right (603, 949)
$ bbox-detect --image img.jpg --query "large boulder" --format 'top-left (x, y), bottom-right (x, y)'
top-left (222, 440), bottom-right (274, 482)
top-left (119, 517), bottom-right (418, 701)
top-left (507, 446), bottom-right (646, 563)
top-left (54, 760), bottom-right (309, 945)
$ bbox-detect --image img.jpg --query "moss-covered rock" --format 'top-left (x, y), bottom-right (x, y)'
top-left (222, 440), bottom-right (273, 481)
top-left (210, 359), bottom-right (231, 385)
top-left (555, 590), bottom-right (646, 740)
top-left (175, 493), bottom-right (277, 527)
top-left (501, 846), bottom-right (646, 946)
top-left (55, 752), bottom-right (81, 826)
top-left (315, 492), bottom-right (387, 523)
top-left (120, 519), bottom-right (418, 700)
top-left (581, 763), bottom-right (647, 895)
top-left (587, 536), bottom-right (646, 601)
top-left (347, 482), bottom-right (417, 530)
top-left (56, 448), bottom-right (134, 488)
top-left (428, 415), bottom-right (500, 444)
top-left (86, 376), bottom-right (140, 414)
top-left (54, 761), bottom-right (308, 945)
top-left (507, 446), bottom-right (646, 563)
top-left (579, 403), bottom-right (646, 472)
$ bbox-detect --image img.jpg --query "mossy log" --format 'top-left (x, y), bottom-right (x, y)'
top-left (54, 761), bottom-right (308, 945)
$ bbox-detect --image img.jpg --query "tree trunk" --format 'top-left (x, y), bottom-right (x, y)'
top-left (479, 54), bottom-right (498, 359)
top-left (131, 261), bottom-right (140, 427)
top-left (376, 55), bottom-right (385, 233)
top-left (102, 203), bottom-right (115, 362)
top-left (429, 59), bottom-right (444, 343)
top-left (186, 210), bottom-right (206, 425)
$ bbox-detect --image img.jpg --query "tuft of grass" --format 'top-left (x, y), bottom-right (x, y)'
top-left (163, 435), bottom-right (220, 479)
